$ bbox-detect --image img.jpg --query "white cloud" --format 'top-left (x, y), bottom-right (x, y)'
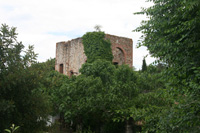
top-left (0, 0), bottom-right (154, 70)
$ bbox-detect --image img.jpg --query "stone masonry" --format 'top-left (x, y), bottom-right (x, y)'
top-left (55, 34), bottom-right (133, 76)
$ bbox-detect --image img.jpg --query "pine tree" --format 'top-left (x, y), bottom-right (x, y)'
top-left (142, 58), bottom-right (147, 72)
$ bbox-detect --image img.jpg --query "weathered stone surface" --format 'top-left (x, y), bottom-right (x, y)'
top-left (55, 34), bottom-right (133, 76)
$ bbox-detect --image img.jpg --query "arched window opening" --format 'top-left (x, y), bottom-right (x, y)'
top-left (113, 47), bottom-right (125, 65)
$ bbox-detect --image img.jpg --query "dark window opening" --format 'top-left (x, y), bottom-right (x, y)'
top-left (113, 62), bottom-right (118, 65)
top-left (59, 64), bottom-right (63, 73)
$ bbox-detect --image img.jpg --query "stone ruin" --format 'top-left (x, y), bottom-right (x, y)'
top-left (55, 34), bottom-right (133, 76)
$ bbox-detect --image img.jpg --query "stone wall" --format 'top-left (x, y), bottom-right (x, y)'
top-left (106, 34), bottom-right (133, 67)
top-left (55, 34), bottom-right (133, 76)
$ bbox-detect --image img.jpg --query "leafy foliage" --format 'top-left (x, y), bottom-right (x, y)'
top-left (54, 58), bottom-right (138, 132)
top-left (4, 124), bottom-right (20, 133)
top-left (49, 31), bottom-right (141, 132)
top-left (82, 31), bottom-right (113, 63)
top-left (135, 0), bottom-right (200, 93)
top-left (135, 0), bottom-right (200, 132)
top-left (0, 24), bottom-right (51, 133)
top-left (80, 59), bottom-right (116, 85)
top-left (113, 64), bottom-right (166, 132)
top-left (138, 64), bottom-right (166, 92)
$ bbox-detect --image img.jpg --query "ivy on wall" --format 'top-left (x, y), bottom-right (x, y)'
top-left (82, 31), bottom-right (113, 63)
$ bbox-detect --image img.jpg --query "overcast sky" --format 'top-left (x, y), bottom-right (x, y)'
top-left (0, 0), bottom-right (155, 70)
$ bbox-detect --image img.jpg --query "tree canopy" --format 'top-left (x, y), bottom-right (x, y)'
top-left (135, 0), bottom-right (200, 92)
top-left (0, 24), bottom-right (52, 133)
top-left (51, 31), bottom-right (139, 132)
top-left (134, 0), bottom-right (200, 132)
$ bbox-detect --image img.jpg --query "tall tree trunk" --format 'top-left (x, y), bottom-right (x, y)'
top-left (125, 119), bottom-right (133, 133)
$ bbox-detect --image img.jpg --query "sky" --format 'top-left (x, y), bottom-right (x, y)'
top-left (0, 0), bottom-right (155, 70)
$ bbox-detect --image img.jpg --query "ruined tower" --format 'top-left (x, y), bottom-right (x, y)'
top-left (55, 34), bottom-right (133, 76)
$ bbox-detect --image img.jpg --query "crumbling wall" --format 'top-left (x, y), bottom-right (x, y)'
top-left (105, 34), bottom-right (133, 67)
top-left (55, 34), bottom-right (133, 76)
top-left (56, 38), bottom-right (87, 76)
top-left (55, 41), bottom-right (66, 74)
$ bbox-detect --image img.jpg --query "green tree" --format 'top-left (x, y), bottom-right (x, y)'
top-left (135, 0), bottom-right (200, 132)
top-left (113, 63), bottom-right (166, 132)
top-left (138, 64), bottom-right (166, 92)
top-left (135, 0), bottom-right (200, 93)
top-left (56, 60), bottom-right (138, 132)
top-left (53, 31), bottom-right (138, 132)
top-left (141, 57), bottom-right (147, 72)
top-left (30, 58), bottom-right (67, 116)
top-left (0, 24), bottom-right (51, 133)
